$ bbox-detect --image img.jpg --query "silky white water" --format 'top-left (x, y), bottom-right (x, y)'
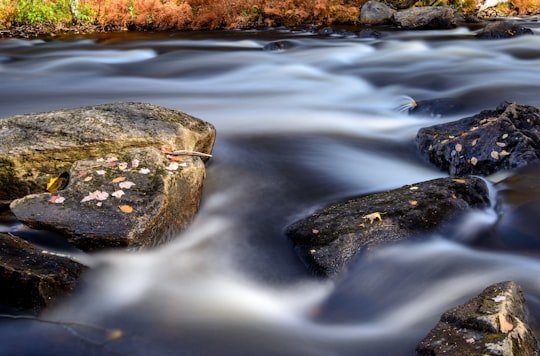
top-left (1, 24), bottom-right (540, 355)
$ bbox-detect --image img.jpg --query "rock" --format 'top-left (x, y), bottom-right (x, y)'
top-left (263, 40), bottom-right (294, 51)
top-left (409, 97), bottom-right (466, 118)
top-left (416, 102), bottom-right (540, 176)
top-left (381, 0), bottom-right (417, 10)
top-left (417, 281), bottom-right (538, 356)
top-left (393, 7), bottom-right (458, 30)
top-left (0, 233), bottom-right (87, 314)
top-left (476, 21), bottom-right (533, 39)
top-left (285, 176), bottom-right (490, 277)
top-left (360, 0), bottom-right (396, 25)
top-left (10, 147), bottom-right (206, 251)
top-left (0, 102), bottom-right (215, 205)
top-left (358, 29), bottom-right (383, 39)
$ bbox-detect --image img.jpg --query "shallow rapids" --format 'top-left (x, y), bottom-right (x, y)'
top-left (2, 23), bottom-right (540, 355)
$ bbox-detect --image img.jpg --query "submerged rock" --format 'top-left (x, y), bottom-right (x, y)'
top-left (285, 176), bottom-right (490, 277)
top-left (417, 281), bottom-right (538, 356)
top-left (0, 102), bottom-right (215, 205)
top-left (0, 233), bottom-right (87, 314)
top-left (393, 7), bottom-right (458, 30)
top-left (416, 102), bottom-right (540, 176)
top-left (409, 97), bottom-right (466, 118)
top-left (476, 21), bottom-right (533, 39)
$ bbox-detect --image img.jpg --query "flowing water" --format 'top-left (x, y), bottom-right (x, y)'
top-left (1, 22), bottom-right (540, 355)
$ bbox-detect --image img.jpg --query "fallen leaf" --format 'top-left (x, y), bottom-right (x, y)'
top-left (362, 212), bottom-right (384, 224)
top-left (496, 142), bottom-right (506, 148)
top-left (453, 179), bottom-right (466, 183)
top-left (112, 190), bottom-right (125, 198)
top-left (471, 138), bottom-right (479, 146)
top-left (166, 162), bottom-right (180, 171)
top-left (492, 295), bottom-right (506, 302)
top-left (499, 314), bottom-right (513, 333)
top-left (49, 195), bottom-right (65, 204)
top-left (166, 154), bottom-right (184, 162)
top-left (312, 229), bottom-right (319, 235)
top-left (131, 159), bottom-right (140, 168)
top-left (161, 145), bottom-right (173, 154)
top-left (96, 158), bottom-right (105, 162)
top-left (455, 143), bottom-right (463, 152)
top-left (106, 156), bottom-right (118, 163)
top-left (83, 176), bottom-right (93, 182)
top-left (471, 157), bottom-right (478, 166)
top-left (96, 202), bottom-right (102, 207)
top-left (409, 186), bottom-right (419, 190)
top-left (409, 200), bottom-right (418, 206)
top-left (119, 181), bottom-right (136, 189)
top-left (118, 162), bottom-right (128, 170)
top-left (81, 190), bottom-right (109, 202)
top-left (107, 162), bottom-right (117, 168)
top-left (107, 329), bottom-right (123, 341)
top-left (112, 176), bottom-right (127, 183)
top-left (465, 338), bottom-right (475, 344)
top-left (491, 151), bottom-right (500, 160)
top-left (119, 205), bottom-right (133, 213)
top-left (500, 150), bottom-right (510, 156)
top-left (78, 171), bottom-right (88, 177)
top-left (139, 168), bottom-right (151, 174)
top-left (46, 176), bottom-right (65, 193)
top-left (96, 170), bottom-right (106, 175)
top-left (502, 133), bottom-right (509, 139)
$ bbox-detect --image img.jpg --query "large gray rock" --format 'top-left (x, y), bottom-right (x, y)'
top-left (0, 102), bottom-right (215, 204)
top-left (0, 233), bottom-right (87, 314)
top-left (10, 147), bottom-right (207, 251)
top-left (360, 0), bottom-right (396, 25)
top-left (416, 102), bottom-right (540, 176)
top-left (3, 102), bottom-right (215, 251)
top-left (393, 7), bottom-right (458, 30)
top-left (286, 176), bottom-right (490, 277)
top-left (417, 281), bottom-right (538, 356)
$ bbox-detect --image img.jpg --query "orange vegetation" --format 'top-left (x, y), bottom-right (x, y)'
top-left (0, 0), bottom-right (366, 31)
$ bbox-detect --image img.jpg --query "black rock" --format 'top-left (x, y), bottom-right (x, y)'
top-left (0, 233), bottom-right (87, 314)
top-left (416, 102), bottom-right (540, 176)
top-left (476, 21), bottom-right (534, 39)
top-left (417, 281), bottom-right (538, 356)
top-left (285, 176), bottom-right (490, 277)
top-left (409, 97), bottom-right (466, 117)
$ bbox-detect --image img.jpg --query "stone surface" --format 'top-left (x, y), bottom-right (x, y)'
top-left (476, 21), bottom-right (534, 39)
top-left (0, 233), bottom-right (87, 314)
top-left (0, 102), bottom-right (215, 205)
top-left (393, 7), bottom-right (458, 30)
top-left (381, 0), bottom-right (418, 10)
top-left (409, 97), bottom-right (466, 118)
top-left (10, 147), bottom-right (206, 251)
top-left (417, 281), bottom-right (538, 356)
top-left (360, 0), bottom-right (396, 25)
top-left (416, 102), bottom-right (540, 176)
top-left (285, 176), bottom-right (490, 277)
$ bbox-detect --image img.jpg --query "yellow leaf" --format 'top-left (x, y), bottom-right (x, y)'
top-left (46, 172), bottom-right (69, 193)
top-left (499, 314), bottom-right (513, 333)
top-left (409, 200), bottom-right (418, 206)
top-left (362, 212), bottom-right (385, 224)
top-left (452, 179), bottom-right (466, 184)
top-left (119, 205), bottom-right (133, 213)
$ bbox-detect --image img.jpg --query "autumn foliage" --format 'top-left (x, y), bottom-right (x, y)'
top-left (0, 0), bottom-right (366, 31)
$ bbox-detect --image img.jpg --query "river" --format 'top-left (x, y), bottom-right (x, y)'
top-left (1, 22), bottom-right (540, 355)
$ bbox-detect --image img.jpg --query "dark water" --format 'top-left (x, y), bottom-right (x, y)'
top-left (1, 24), bottom-right (540, 355)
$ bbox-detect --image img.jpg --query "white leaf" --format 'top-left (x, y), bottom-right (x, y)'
top-left (96, 170), bottom-right (106, 175)
top-left (112, 190), bottom-right (125, 198)
top-left (131, 159), bottom-right (140, 168)
top-left (492, 295), bottom-right (506, 302)
top-left (166, 162), bottom-right (179, 171)
top-left (119, 181), bottom-right (136, 189)
top-left (139, 168), bottom-right (151, 174)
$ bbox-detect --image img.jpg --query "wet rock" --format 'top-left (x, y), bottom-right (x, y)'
top-left (360, 0), bottom-right (396, 25)
top-left (285, 176), bottom-right (490, 277)
top-left (476, 21), bottom-right (533, 39)
top-left (409, 97), bottom-right (466, 118)
top-left (263, 40), bottom-right (294, 51)
top-left (358, 29), bottom-right (383, 39)
top-left (0, 233), bottom-right (87, 314)
top-left (393, 7), bottom-right (458, 30)
top-left (417, 281), bottom-right (538, 356)
top-left (10, 147), bottom-right (206, 251)
top-left (0, 102), bottom-right (215, 205)
top-left (416, 102), bottom-right (540, 176)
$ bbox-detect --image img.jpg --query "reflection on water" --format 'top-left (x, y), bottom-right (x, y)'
top-left (1, 25), bottom-right (540, 354)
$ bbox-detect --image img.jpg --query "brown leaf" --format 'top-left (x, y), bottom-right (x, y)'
top-left (112, 176), bottom-right (127, 183)
top-left (119, 205), bottom-right (133, 213)
top-left (452, 179), bottom-right (466, 184)
top-left (166, 154), bottom-right (184, 162)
